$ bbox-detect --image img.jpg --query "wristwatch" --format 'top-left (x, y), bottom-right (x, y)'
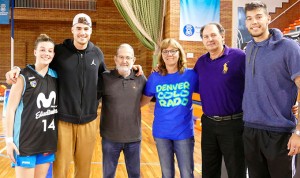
top-left (294, 130), bottom-right (300, 136)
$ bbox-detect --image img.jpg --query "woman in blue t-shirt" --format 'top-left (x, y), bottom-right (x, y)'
top-left (141, 38), bottom-right (198, 178)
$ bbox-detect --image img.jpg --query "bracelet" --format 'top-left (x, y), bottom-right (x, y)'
top-left (5, 137), bottom-right (13, 143)
top-left (294, 130), bottom-right (300, 136)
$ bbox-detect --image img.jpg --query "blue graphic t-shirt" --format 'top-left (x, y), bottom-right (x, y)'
top-left (143, 68), bottom-right (198, 140)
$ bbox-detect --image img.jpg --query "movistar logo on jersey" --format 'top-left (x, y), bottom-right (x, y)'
top-left (37, 91), bottom-right (56, 108)
top-left (156, 82), bottom-right (190, 107)
top-left (36, 91), bottom-right (58, 119)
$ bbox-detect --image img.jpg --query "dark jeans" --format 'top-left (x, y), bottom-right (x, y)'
top-left (243, 127), bottom-right (294, 178)
top-left (154, 137), bottom-right (194, 178)
top-left (201, 114), bottom-right (246, 178)
top-left (102, 138), bottom-right (141, 178)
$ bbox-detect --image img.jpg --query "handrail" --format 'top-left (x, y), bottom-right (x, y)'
top-left (270, 0), bottom-right (300, 24)
top-left (284, 30), bottom-right (300, 37)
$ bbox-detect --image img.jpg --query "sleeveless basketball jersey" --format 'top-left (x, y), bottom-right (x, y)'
top-left (13, 65), bottom-right (58, 156)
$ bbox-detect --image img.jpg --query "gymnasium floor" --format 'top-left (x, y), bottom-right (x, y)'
top-left (0, 102), bottom-right (204, 178)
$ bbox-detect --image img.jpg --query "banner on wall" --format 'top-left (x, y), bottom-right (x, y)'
top-left (180, 0), bottom-right (220, 41)
top-left (0, 0), bottom-right (9, 24)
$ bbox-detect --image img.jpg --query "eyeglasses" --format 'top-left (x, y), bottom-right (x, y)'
top-left (162, 49), bottom-right (178, 56)
top-left (117, 55), bottom-right (134, 60)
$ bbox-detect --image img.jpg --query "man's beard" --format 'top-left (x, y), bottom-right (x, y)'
top-left (116, 65), bottom-right (132, 73)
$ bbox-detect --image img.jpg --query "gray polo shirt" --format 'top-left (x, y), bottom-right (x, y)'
top-left (99, 69), bottom-right (147, 143)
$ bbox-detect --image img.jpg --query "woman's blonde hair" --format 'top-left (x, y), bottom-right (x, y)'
top-left (158, 38), bottom-right (187, 76)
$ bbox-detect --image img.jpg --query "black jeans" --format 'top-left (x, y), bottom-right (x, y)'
top-left (243, 127), bottom-right (294, 178)
top-left (201, 114), bottom-right (246, 178)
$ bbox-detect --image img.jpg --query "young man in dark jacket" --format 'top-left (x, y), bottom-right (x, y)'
top-left (49, 13), bottom-right (106, 178)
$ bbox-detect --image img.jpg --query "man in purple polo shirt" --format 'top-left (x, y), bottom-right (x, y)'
top-left (194, 23), bottom-right (246, 178)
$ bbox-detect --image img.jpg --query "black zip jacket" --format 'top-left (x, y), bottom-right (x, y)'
top-left (50, 39), bottom-right (106, 124)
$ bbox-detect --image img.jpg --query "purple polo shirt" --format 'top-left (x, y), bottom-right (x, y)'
top-left (194, 45), bottom-right (245, 116)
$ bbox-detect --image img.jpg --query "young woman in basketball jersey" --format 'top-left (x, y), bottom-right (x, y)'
top-left (5, 34), bottom-right (58, 178)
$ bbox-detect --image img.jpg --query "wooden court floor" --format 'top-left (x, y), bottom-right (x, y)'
top-left (0, 102), bottom-right (203, 178)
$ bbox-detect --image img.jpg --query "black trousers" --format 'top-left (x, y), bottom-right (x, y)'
top-left (243, 127), bottom-right (294, 178)
top-left (201, 114), bottom-right (246, 178)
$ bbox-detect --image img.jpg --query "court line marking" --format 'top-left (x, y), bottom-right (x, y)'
top-left (141, 119), bottom-right (152, 130)
top-left (195, 167), bottom-right (202, 174)
top-left (0, 146), bottom-right (6, 154)
top-left (0, 153), bottom-right (8, 158)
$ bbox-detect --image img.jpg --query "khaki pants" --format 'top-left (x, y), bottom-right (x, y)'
top-left (53, 119), bottom-right (98, 178)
